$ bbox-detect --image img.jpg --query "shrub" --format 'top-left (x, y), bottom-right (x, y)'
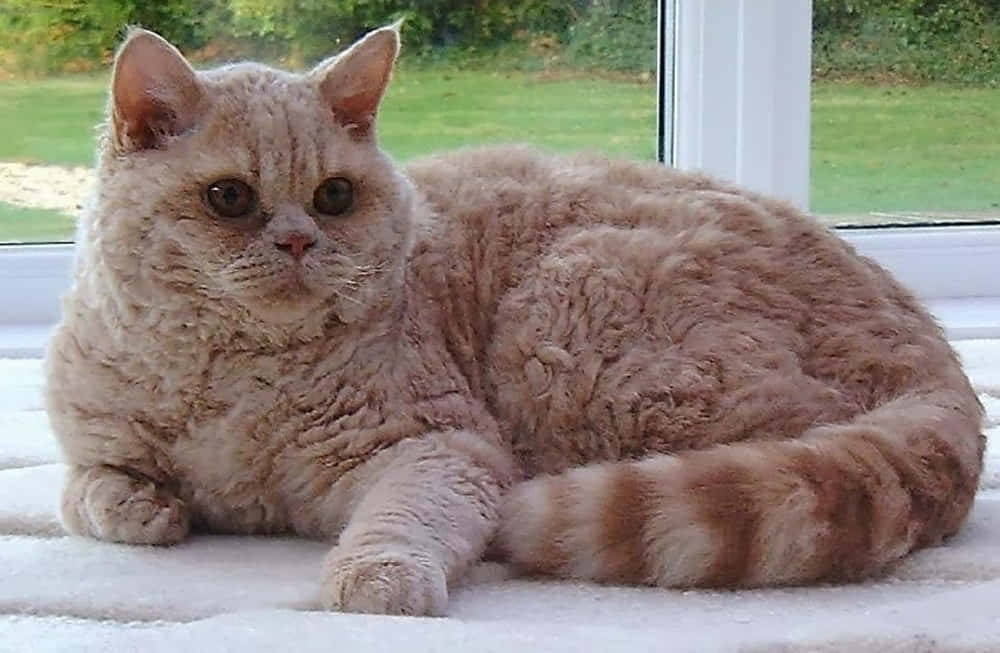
top-left (566, 0), bottom-right (657, 74)
top-left (0, 0), bottom-right (225, 75)
top-left (225, 0), bottom-right (583, 64)
top-left (813, 0), bottom-right (1000, 85)
top-left (2, 0), bottom-right (998, 84)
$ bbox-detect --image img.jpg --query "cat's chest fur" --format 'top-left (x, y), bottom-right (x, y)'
top-left (159, 335), bottom-right (407, 536)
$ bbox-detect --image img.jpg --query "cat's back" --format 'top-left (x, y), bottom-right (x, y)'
top-left (406, 145), bottom-right (838, 255)
top-left (406, 145), bottom-right (718, 230)
top-left (404, 145), bottom-right (965, 475)
top-left (404, 145), bottom-right (894, 318)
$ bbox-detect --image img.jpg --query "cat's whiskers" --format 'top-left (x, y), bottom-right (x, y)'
top-left (329, 286), bottom-right (363, 306)
top-left (353, 263), bottom-right (387, 277)
top-left (218, 257), bottom-right (272, 286)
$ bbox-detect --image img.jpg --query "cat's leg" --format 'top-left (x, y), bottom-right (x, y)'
top-left (61, 464), bottom-right (190, 545)
top-left (46, 326), bottom-right (189, 545)
top-left (320, 433), bottom-right (511, 616)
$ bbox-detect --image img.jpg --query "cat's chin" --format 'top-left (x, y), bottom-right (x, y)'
top-left (250, 289), bottom-right (328, 324)
top-left (244, 289), bottom-right (373, 329)
top-left (221, 277), bottom-right (326, 326)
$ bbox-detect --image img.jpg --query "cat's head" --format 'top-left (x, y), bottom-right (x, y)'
top-left (86, 25), bottom-right (411, 332)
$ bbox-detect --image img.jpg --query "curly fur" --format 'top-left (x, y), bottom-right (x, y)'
top-left (45, 26), bottom-right (984, 616)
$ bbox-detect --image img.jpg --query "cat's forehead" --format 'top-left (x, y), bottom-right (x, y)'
top-left (108, 58), bottom-right (394, 197)
top-left (200, 63), bottom-right (317, 106)
top-left (190, 63), bottom-right (345, 154)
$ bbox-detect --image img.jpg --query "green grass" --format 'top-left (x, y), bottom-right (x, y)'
top-left (0, 201), bottom-right (75, 242)
top-left (0, 71), bottom-right (998, 243)
top-left (0, 69), bottom-right (657, 166)
top-left (0, 75), bottom-right (106, 166)
top-left (380, 69), bottom-right (657, 160)
top-left (811, 82), bottom-right (1000, 214)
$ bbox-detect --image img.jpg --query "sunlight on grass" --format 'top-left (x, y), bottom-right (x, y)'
top-left (0, 201), bottom-right (75, 242)
top-left (0, 72), bottom-right (998, 243)
top-left (0, 69), bottom-right (657, 242)
top-left (0, 76), bottom-right (106, 166)
top-left (811, 82), bottom-right (1000, 213)
top-left (381, 69), bottom-right (657, 161)
top-left (0, 69), bottom-right (657, 167)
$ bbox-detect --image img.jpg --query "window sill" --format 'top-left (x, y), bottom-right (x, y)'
top-left (0, 324), bottom-right (52, 359)
top-left (926, 298), bottom-right (1000, 341)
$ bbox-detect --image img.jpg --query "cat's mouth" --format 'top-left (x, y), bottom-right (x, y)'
top-left (270, 266), bottom-right (323, 299)
top-left (217, 254), bottom-right (368, 326)
top-left (250, 279), bottom-right (327, 325)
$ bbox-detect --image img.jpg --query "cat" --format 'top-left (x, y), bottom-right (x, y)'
top-left (44, 24), bottom-right (984, 617)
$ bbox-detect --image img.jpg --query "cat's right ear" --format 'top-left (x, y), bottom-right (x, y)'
top-left (110, 29), bottom-right (205, 152)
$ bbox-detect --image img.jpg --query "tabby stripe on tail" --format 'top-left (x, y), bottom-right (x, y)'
top-left (497, 387), bottom-right (983, 587)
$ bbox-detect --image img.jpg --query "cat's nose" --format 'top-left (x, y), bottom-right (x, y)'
top-left (274, 231), bottom-right (317, 260)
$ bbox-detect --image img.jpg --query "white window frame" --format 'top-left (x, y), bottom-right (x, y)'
top-left (666, 0), bottom-right (812, 209)
top-left (659, 0), bottom-right (1000, 341)
top-left (1, 0), bottom-right (999, 357)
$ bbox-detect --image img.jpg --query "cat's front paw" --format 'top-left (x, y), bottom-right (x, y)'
top-left (62, 466), bottom-right (190, 545)
top-left (321, 546), bottom-right (448, 617)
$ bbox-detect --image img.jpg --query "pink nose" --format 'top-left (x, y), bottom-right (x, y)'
top-left (275, 231), bottom-right (316, 260)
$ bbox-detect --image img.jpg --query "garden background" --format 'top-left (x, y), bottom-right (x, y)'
top-left (0, 0), bottom-right (997, 240)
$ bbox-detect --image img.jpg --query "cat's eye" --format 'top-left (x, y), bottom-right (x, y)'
top-left (313, 177), bottom-right (354, 216)
top-left (206, 179), bottom-right (255, 218)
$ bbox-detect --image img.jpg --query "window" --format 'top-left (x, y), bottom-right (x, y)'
top-left (663, 0), bottom-right (999, 232)
top-left (659, 0), bottom-right (1000, 339)
top-left (0, 2), bottom-right (659, 245)
top-left (1, 0), bottom-right (999, 357)
top-left (811, 0), bottom-right (999, 228)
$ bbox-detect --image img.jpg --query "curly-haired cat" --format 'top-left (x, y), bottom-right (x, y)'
top-left (45, 25), bottom-right (984, 617)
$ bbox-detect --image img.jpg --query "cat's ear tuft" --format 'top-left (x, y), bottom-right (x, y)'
top-left (313, 24), bottom-right (401, 135)
top-left (110, 28), bottom-right (205, 152)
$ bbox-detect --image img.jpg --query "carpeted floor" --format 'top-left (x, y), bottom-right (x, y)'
top-left (2, 342), bottom-right (999, 652)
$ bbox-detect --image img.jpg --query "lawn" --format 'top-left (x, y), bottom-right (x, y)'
top-left (0, 76), bottom-right (107, 167)
top-left (811, 83), bottom-right (1000, 214)
top-left (0, 201), bottom-right (75, 242)
top-left (0, 69), bottom-right (658, 167)
top-left (383, 69), bottom-right (658, 161)
top-left (0, 71), bottom-right (997, 243)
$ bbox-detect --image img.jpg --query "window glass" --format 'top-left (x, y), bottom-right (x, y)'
top-left (0, 1), bottom-right (658, 244)
top-left (811, 1), bottom-right (1000, 227)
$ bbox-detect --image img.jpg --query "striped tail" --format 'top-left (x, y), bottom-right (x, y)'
top-left (496, 388), bottom-right (984, 587)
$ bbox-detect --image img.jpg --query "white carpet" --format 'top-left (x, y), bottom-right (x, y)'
top-left (3, 342), bottom-right (1000, 653)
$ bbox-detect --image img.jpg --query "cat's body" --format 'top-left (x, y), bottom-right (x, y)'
top-left (45, 26), bottom-right (984, 616)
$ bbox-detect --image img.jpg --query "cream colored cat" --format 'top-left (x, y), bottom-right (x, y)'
top-left (45, 25), bottom-right (984, 617)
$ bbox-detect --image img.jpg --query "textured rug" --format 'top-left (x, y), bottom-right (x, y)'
top-left (2, 341), bottom-right (1000, 653)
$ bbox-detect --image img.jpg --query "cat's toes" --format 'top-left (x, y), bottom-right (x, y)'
top-left (320, 547), bottom-right (448, 617)
top-left (85, 485), bottom-right (190, 545)
top-left (90, 491), bottom-right (189, 545)
top-left (64, 468), bottom-right (190, 545)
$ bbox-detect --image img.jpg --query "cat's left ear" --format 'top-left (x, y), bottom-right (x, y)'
top-left (312, 23), bottom-right (400, 135)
